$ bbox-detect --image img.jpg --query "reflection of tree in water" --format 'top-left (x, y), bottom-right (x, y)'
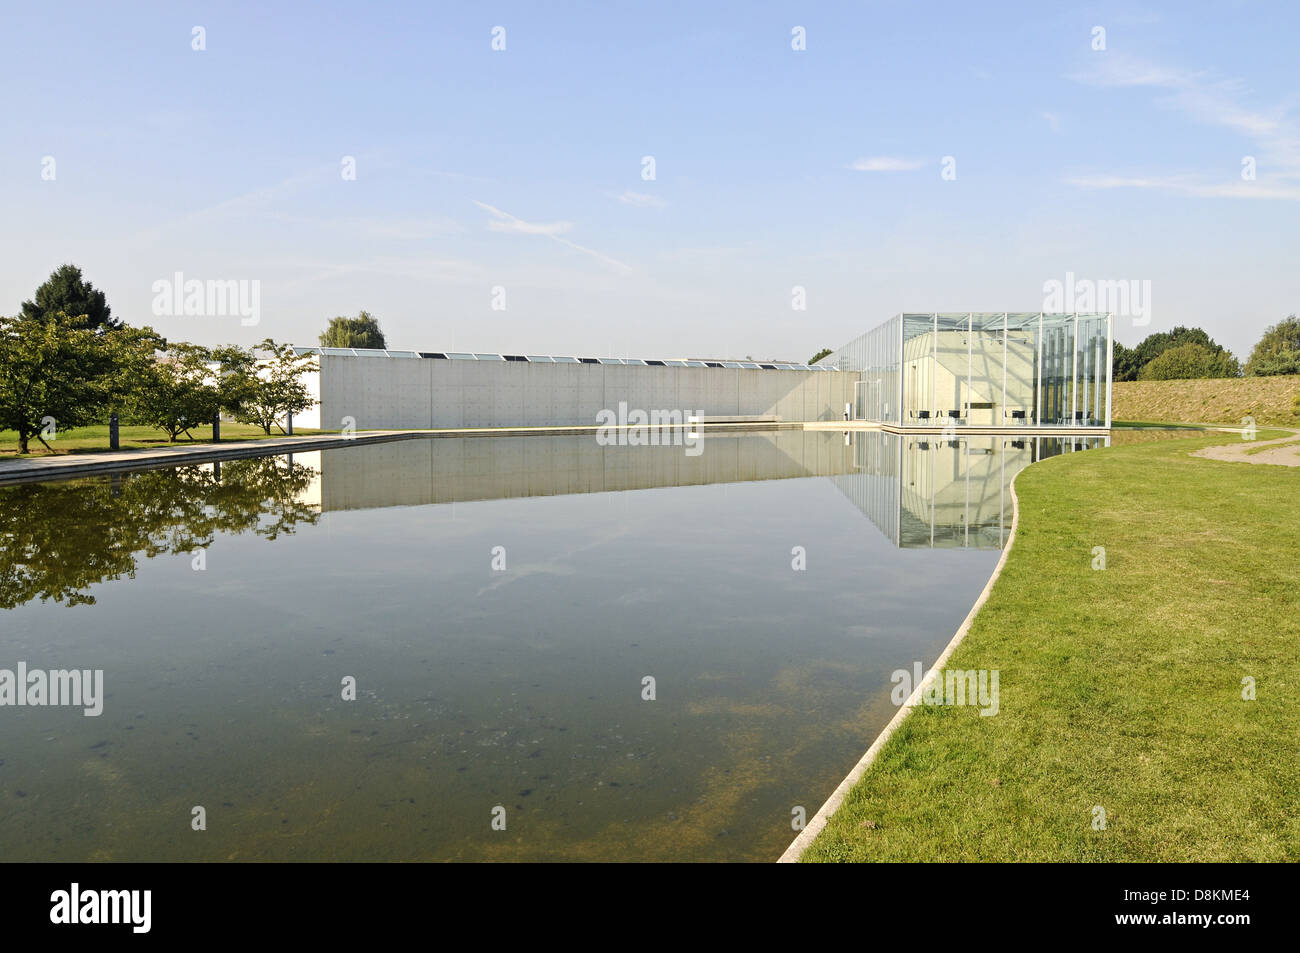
top-left (0, 456), bottom-right (320, 609)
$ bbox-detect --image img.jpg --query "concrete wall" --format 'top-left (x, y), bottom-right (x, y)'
top-left (317, 356), bottom-right (855, 431)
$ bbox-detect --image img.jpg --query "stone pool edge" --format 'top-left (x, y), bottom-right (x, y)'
top-left (0, 422), bottom-right (808, 486)
top-left (775, 466), bottom-right (1025, 863)
top-left (0, 431), bottom-right (435, 485)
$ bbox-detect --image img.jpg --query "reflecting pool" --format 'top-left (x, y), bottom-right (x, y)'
top-left (0, 430), bottom-right (1102, 861)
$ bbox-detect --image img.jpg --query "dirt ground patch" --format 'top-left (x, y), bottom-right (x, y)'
top-left (1193, 430), bottom-right (1300, 465)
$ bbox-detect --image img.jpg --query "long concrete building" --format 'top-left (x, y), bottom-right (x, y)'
top-left (289, 313), bottom-right (1114, 434)
top-left (291, 348), bottom-right (854, 432)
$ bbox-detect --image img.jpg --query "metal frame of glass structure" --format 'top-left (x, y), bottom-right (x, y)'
top-left (823, 313), bottom-right (1112, 428)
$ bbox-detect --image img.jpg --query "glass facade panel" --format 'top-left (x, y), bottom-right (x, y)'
top-left (831, 313), bottom-right (901, 425)
top-left (1075, 314), bottom-right (1109, 426)
top-left (824, 312), bottom-right (1111, 429)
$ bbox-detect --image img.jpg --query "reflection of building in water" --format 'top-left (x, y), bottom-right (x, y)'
top-left (311, 431), bottom-right (856, 511)
top-left (297, 430), bottom-right (1106, 551)
top-left (832, 432), bottom-right (1108, 549)
top-left (281, 451), bottom-right (323, 508)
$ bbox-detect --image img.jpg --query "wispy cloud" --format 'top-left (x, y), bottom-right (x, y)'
top-left (656, 243), bottom-right (756, 264)
top-left (1070, 55), bottom-right (1198, 90)
top-left (849, 156), bottom-right (924, 172)
top-left (488, 217), bottom-right (573, 236)
top-left (473, 200), bottom-right (632, 272)
top-left (1066, 173), bottom-right (1300, 200)
top-left (1067, 53), bottom-right (1300, 199)
top-left (1074, 55), bottom-right (1279, 137)
top-left (128, 163), bottom-right (340, 242)
top-left (1114, 9), bottom-right (1163, 26)
top-left (616, 191), bottom-right (664, 208)
top-left (1065, 174), bottom-right (1169, 190)
top-left (272, 254), bottom-right (490, 290)
top-left (1042, 112), bottom-right (1063, 134)
top-left (262, 214), bottom-right (464, 241)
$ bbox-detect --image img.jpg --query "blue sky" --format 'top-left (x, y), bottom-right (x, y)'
top-left (2, 0), bottom-right (1297, 361)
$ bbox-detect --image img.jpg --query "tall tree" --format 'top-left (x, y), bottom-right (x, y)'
top-left (127, 343), bottom-right (222, 442)
top-left (1111, 340), bottom-right (1140, 382)
top-left (20, 264), bottom-right (121, 332)
top-left (1244, 315), bottom-right (1300, 376)
top-left (1113, 326), bottom-right (1236, 381)
top-left (319, 310), bottom-right (386, 349)
top-left (0, 313), bottom-right (157, 452)
top-left (216, 340), bottom-right (317, 435)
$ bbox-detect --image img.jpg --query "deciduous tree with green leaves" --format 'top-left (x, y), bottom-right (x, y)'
top-left (319, 310), bottom-right (386, 349)
top-left (0, 313), bottom-right (158, 453)
top-left (1111, 326), bottom-right (1237, 381)
top-left (1244, 315), bottom-right (1300, 376)
top-left (1137, 342), bottom-right (1242, 380)
top-left (215, 339), bottom-right (317, 435)
top-left (127, 343), bottom-right (222, 442)
top-left (808, 348), bottom-right (832, 364)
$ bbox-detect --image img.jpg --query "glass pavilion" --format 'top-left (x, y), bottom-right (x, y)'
top-left (824, 313), bottom-right (1112, 428)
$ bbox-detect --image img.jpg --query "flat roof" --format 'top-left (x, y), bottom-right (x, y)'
top-left (293, 346), bottom-right (840, 370)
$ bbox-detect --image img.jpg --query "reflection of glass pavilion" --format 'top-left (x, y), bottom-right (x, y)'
top-left (832, 431), bottom-right (1108, 549)
top-left (824, 313), bottom-right (1112, 429)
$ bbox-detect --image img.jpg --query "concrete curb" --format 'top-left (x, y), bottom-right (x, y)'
top-left (0, 432), bottom-right (428, 486)
top-left (775, 466), bottom-right (1025, 863)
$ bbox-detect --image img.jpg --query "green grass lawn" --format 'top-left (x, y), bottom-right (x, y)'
top-left (0, 423), bottom-right (323, 457)
top-left (804, 428), bottom-right (1300, 861)
top-left (1111, 419), bottom-right (1214, 429)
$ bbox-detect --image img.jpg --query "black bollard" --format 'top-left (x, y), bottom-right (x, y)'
top-left (286, 413), bottom-right (293, 436)
top-left (213, 411), bottom-right (221, 443)
top-left (109, 413), bottom-right (120, 450)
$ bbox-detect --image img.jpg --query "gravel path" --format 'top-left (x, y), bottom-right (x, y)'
top-left (1192, 429), bottom-right (1300, 466)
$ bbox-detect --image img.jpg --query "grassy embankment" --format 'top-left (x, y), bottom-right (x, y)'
top-left (1113, 375), bottom-right (1300, 426)
top-left (804, 428), bottom-right (1300, 861)
top-left (0, 423), bottom-right (323, 457)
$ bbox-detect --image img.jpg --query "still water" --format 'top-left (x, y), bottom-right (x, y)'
top-left (0, 430), bottom-right (1101, 861)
